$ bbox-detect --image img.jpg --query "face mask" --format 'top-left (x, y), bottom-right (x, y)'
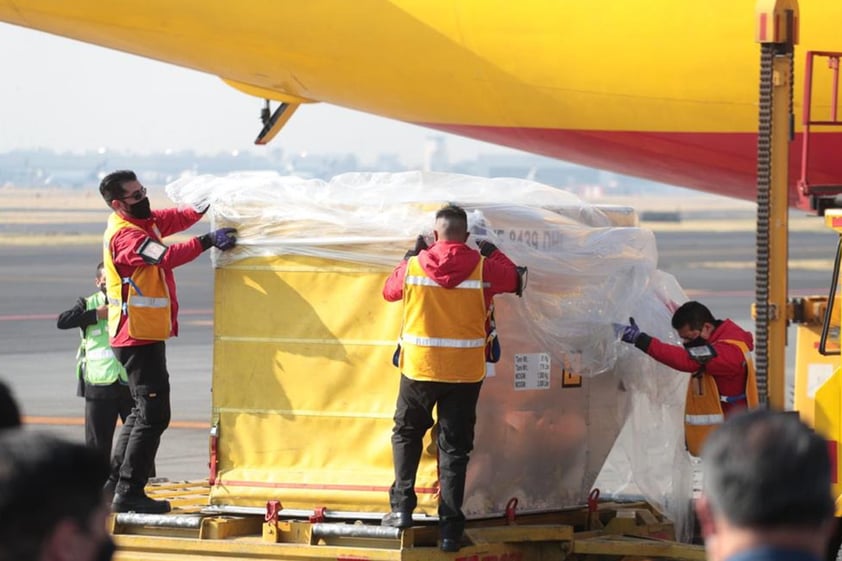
top-left (682, 336), bottom-right (707, 349)
top-left (127, 197), bottom-right (152, 219)
top-left (99, 283), bottom-right (107, 295)
top-left (93, 537), bottom-right (116, 561)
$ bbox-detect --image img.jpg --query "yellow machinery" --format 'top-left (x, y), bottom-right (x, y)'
top-left (792, 211), bottom-right (842, 515)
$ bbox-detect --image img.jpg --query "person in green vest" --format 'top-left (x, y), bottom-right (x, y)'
top-left (57, 262), bottom-right (133, 464)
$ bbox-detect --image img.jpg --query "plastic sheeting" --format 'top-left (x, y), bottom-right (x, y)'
top-left (167, 171), bottom-right (694, 539)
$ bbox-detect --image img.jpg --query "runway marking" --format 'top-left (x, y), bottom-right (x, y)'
top-left (0, 309), bottom-right (213, 322)
top-left (685, 288), bottom-right (829, 298)
top-left (23, 416), bottom-right (209, 429)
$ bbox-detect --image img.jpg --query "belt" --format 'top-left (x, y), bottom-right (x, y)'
top-left (720, 393), bottom-right (746, 404)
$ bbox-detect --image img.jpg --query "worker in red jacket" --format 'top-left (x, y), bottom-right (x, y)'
top-left (619, 301), bottom-right (758, 456)
top-left (380, 204), bottom-right (525, 553)
top-left (99, 169), bottom-right (237, 514)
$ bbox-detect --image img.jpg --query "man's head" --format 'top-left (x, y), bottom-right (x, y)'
top-left (95, 262), bottom-right (106, 294)
top-left (696, 410), bottom-right (834, 560)
top-left (671, 301), bottom-right (716, 343)
top-left (0, 431), bottom-right (114, 561)
top-left (99, 170), bottom-right (151, 220)
top-left (433, 204), bottom-right (469, 243)
top-left (0, 380), bottom-right (20, 430)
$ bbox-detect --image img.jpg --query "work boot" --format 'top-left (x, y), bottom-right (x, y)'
top-left (440, 538), bottom-right (461, 553)
top-left (381, 511), bottom-right (413, 529)
top-left (112, 492), bottom-right (171, 514)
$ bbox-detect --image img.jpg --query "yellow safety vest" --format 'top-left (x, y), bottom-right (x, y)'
top-left (399, 256), bottom-right (487, 383)
top-left (103, 213), bottom-right (172, 341)
top-left (684, 338), bottom-right (758, 457)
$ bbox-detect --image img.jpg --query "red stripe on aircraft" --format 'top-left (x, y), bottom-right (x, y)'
top-left (0, 309), bottom-right (212, 322)
top-left (423, 124), bottom-right (842, 205)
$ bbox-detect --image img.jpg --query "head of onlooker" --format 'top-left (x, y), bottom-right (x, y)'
top-left (0, 431), bottom-right (114, 561)
top-left (0, 380), bottom-right (21, 430)
top-left (695, 409), bottom-right (835, 561)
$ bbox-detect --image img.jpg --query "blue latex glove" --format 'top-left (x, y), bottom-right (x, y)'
top-left (210, 227), bottom-right (237, 251)
top-left (620, 317), bottom-right (640, 344)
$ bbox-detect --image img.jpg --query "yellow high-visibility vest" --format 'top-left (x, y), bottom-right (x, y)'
top-left (684, 338), bottom-right (758, 456)
top-left (399, 256), bottom-right (487, 382)
top-left (103, 213), bottom-right (172, 341)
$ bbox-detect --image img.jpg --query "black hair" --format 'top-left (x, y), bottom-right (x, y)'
top-left (0, 431), bottom-right (109, 561)
top-left (96, 261), bottom-right (105, 275)
top-left (701, 409), bottom-right (834, 529)
top-left (98, 170), bottom-right (137, 205)
top-left (434, 204), bottom-right (468, 240)
top-left (0, 380), bottom-right (20, 430)
top-left (671, 301), bottom-right (715, 331)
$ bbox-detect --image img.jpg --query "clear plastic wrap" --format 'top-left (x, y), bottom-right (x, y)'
top-left (167, 171), bottom-right (693, 538)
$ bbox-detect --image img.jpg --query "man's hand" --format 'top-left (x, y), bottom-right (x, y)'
top-left (211, 228), bottom-right (237, 250)
top-left (476, 240), bottom-right (498, 257)
top-left (620, 317), bottom-right (641, 344)
top-left (404, 235), bottom-right (429, 259)
top-left (96, 304), bottom-right (108, 320)
top-left (200, 228), bottom-right (238, 251)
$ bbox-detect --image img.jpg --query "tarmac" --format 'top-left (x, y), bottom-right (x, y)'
top-left (0, 197), bottom-right (838, 482)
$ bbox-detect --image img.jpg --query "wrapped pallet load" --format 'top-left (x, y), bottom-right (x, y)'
top-left (167, 171), bottom-right (694, 538)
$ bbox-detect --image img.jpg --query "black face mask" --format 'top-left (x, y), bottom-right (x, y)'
top-left (682, 336), bottom-right (707, 349)
top-left (99, 283), bottom-right (107, 295)
top-left (128, 197), bottom-right (152, 219)
top-left (94, 537), bottom-right (116, 561)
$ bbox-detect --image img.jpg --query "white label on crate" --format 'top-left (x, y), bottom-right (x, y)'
top-left (807, 363), bottom-right (834, 398)
top-left (513, 353), bottom-right (551, 391)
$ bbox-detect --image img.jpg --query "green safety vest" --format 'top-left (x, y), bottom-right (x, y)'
top-left (77, 291), bottom-right (128, 386)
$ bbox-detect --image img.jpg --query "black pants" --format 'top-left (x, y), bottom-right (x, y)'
top-left (84, 386), bottom-right (133, 462)
top-left (111, 342), bottom-right (171, 496)
top-left (389, 374), bottom-right (483, 539)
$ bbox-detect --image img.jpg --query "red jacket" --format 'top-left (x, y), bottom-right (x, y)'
top-left (383, 241), bottom-right (519, 307)
top-left (107, 207), bottom-right (205, 347)
top-left (645, 319), bottom-right (753, 413)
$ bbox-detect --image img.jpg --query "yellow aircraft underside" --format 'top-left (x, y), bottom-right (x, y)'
top-left (1, 0), bottom-right (839, 132)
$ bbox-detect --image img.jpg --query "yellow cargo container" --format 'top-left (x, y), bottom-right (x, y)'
top-left (161, 171), bottom-right (692, 525)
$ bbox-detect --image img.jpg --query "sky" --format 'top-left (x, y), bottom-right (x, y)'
top-left (0, 22), bottom-right (524, 167)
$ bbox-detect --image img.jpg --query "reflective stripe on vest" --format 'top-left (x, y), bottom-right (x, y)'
top-left (401, 334), bottom-right (486, 348)
top-left (399, 256), bottom-right (487, 383)
top-left (86, 348), bottom-right (117, 360)
top-left (405, 276), bottom-right (488, 290)
top-left (129, 295), bottom-right (170, 308)
top-left (685, 413), bottom-right (725, 426)
top-left (103, 213), bottom-right (172, 341)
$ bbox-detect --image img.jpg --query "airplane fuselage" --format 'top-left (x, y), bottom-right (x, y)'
top-left (1, 1), bottom-right (841, 204)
